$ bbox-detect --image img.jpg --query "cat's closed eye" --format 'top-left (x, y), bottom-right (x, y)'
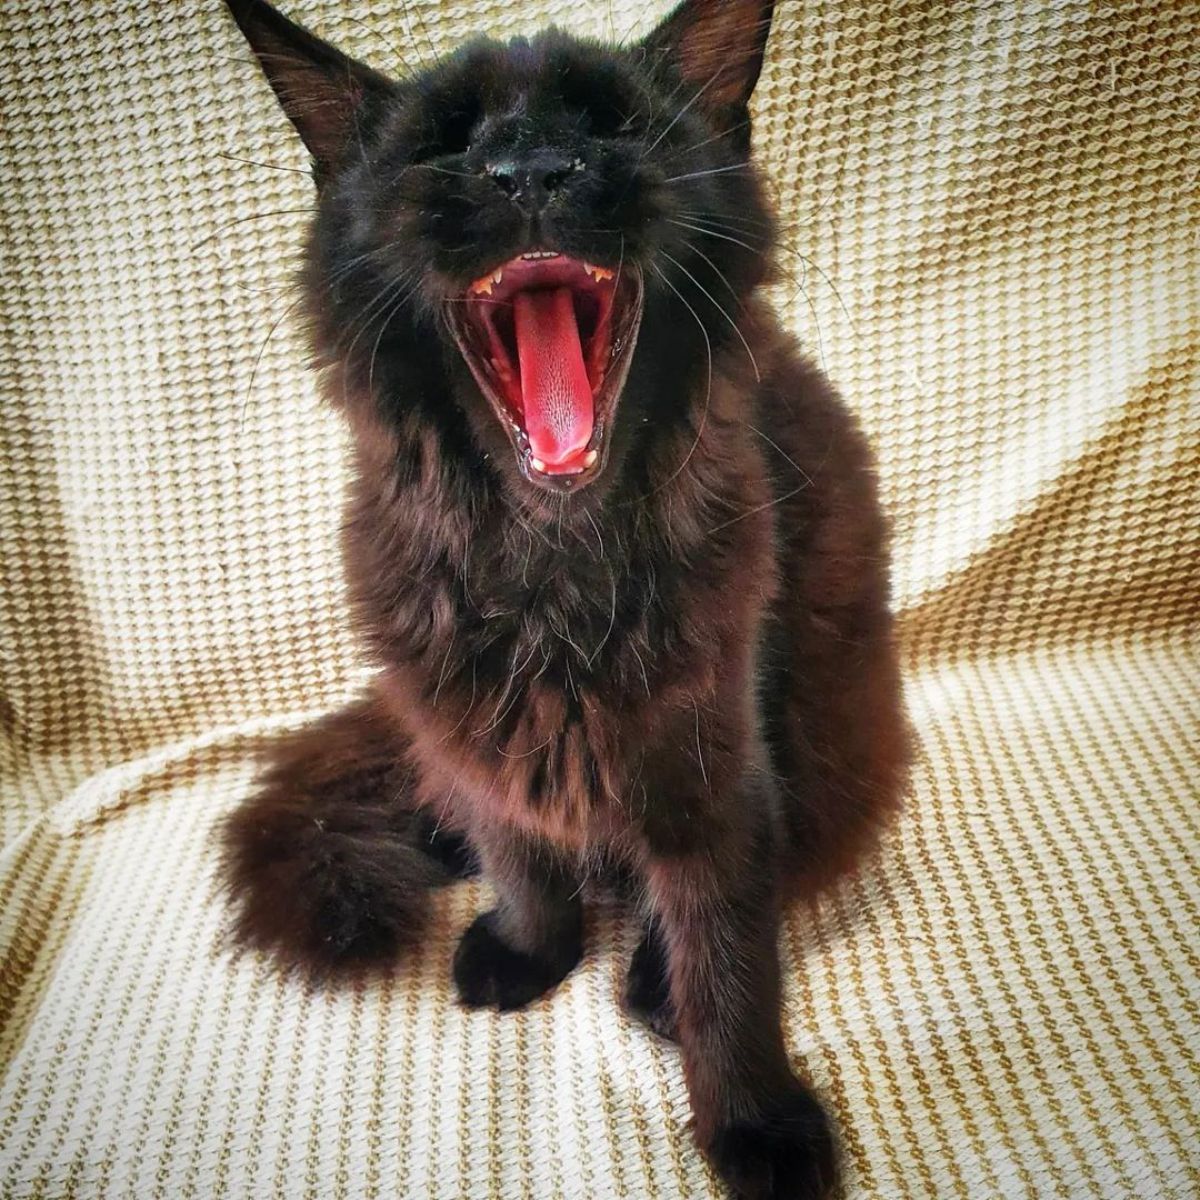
top-left (577, 101), bottom-right (643, 140)
top-left (409, 100), bottom-right (481, 163)
top-left (558, 67), bottom-right (647, 140)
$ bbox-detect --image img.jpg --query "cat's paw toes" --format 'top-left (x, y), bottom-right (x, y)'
top-left (708, 1084), bottom-right (837, 1200)
top-left (453, 912), bottom-right (580, 1011)
top-left (622, 935), bottom-right (677, 1041)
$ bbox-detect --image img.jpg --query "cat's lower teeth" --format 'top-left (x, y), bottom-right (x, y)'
top-left (529, 448), bottom-right (598, 476)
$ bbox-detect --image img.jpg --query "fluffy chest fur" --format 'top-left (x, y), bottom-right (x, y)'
top-left (342, 359), bottom-right (778, 847)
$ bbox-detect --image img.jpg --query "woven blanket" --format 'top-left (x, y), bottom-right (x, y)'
top-left (1, 1), bottom-right (1197, 1197)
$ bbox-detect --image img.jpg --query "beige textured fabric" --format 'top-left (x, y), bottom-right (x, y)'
top-left (2, 1), bottom-right (1198, 1197)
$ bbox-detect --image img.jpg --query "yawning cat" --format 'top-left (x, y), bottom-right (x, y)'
top-left (220, 2), bottom-right (908, 1195)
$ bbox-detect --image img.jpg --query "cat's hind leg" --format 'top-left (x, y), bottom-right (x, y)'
top-left (622, 918), bottom-right (678, 1040)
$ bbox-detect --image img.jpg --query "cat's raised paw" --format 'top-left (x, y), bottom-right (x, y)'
top-left (453, 911), bottom-right (581, 1011)
top-left (708, 1083), bottom-right (837, 1200)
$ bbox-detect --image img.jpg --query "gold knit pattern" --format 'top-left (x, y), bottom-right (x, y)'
top-left (1, 2), bottom-right (1197, 1196)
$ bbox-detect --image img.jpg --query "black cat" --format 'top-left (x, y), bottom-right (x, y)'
top-left (220, 3), bottom-right (908, 1195)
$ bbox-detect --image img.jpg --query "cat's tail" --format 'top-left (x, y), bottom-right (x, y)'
top-left (219, 696), bottom-right (474, 979)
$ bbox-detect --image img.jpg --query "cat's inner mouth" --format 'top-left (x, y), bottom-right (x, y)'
top-left (446, 252), bottom-right (643, 487)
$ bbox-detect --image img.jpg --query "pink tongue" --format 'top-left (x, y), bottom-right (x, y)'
top-left (512, 288), bottom-right (593, 466)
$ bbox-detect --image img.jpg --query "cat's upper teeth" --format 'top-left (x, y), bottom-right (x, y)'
top-left (469, 268), bottom-right (504, 296)
top-left (470, 255), bottom-right (610, 295)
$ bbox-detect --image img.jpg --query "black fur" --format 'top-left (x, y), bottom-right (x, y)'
top-left (219, 4), bottom-right (909, 1196)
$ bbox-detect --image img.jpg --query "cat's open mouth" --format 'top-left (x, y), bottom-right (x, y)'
top-left (445, 252), bottom-right (643, 491)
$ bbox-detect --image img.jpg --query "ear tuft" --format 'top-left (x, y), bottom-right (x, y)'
top-left (644, 0), bottom-right (775, 112)
top-left (225, 0), bottom-right (393, 179)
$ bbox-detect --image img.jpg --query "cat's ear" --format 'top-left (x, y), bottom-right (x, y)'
top-left (225, 0), bottom-right (394, 179)
top-left (643, 0), bottom-right (775, 111)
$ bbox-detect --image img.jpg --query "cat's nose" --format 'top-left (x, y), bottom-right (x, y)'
top-left (485, 152), bottom-right (575, 212)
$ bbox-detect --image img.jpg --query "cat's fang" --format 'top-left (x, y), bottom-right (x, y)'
top-left (469, 268), bottom-right (504, 295)
top-left (583, 450), bottom-right (598, 467)
top-left (584, 263), bottom-right (614, 283)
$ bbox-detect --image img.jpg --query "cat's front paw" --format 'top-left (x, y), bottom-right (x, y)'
top-left (453, 911), bottom-right (581, 1011)
top-left (708, 1083), bottom-right (837, 1200)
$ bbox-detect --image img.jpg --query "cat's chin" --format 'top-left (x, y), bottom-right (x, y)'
top-left (444, 253), bottom-right (643, 495)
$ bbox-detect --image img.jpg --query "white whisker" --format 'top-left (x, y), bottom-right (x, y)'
top-left (641, 262), bottom-right (713, 499)
top-left (745, 422), bottom-right (813, 488)
top-left (658, 249), bottom-right (759, 382)
top-left (707, 484), bottom-right (806, 535)
top-left (693, 699), bottom-right (710, 790)
top-left (661, 163), bottom-right (752, 185)
top-left (640, 67), bottom-right (732, 161)
top-left (667, 217), bottom-right (758, 256)
top-left (588, 569), bottom-right (618, 667)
